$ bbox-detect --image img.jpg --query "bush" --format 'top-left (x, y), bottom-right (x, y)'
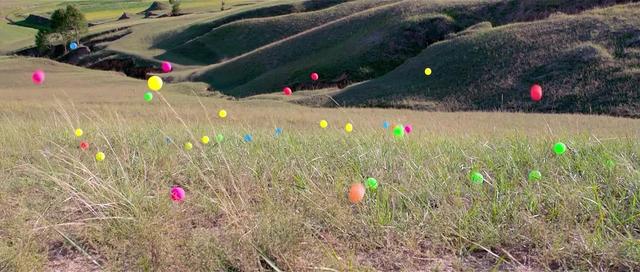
top-left (34, 29), bottom-right (50, 54)
top-left (169, 0), bottom-right (182, 16)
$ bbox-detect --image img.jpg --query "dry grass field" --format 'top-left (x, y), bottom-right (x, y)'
top-left (1, 0), bottom-right (640, 271)
top-left (1, 56), bottom-right (639, 271)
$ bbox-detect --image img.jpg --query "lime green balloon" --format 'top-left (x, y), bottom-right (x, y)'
top-left (605, 159), bottom-right (615, 169)
top-left (144, 91), bottom-right (153, 102)
top-left (553, 142), bottom-right (567, 155)
top-left (528, 170), bottom-right (542, 181)
top-left (366, 177), bottom-right (378, 190)
top-left (393, 125), bottom-right (404, 137)
top-left (470, 171), bottom-right (484, 184)
top-left (215, 133), bottom-right (224, 143)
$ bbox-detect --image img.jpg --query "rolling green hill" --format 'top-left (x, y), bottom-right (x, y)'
top-left (182, 0), bottom-right (491, 96)
top-left (167, 0), bottom-right (640, 115)
top-left (331, 3), bottom-right (640, 117)
top-left (9, 0), bottom-right (640, 117)
top-left (159, 0), bottom-right (400, 65)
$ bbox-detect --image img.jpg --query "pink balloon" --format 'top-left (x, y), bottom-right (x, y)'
top-left (404, 125), bottom-right (413, 134)
top-left (32, 70), bottom-right (45, 85)
top-left (170, 186), bottom-right (185, 202)
top-left (530, 84), bottom-right (543, 102)
top-left (310, 72), bottom-right (319, 81)
top-left (161, 61), bottom-right (172, 73)
top-left (283, 87), bottom-right (292, 96)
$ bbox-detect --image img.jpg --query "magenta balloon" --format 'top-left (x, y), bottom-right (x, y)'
top-left (32, 70), bottom-right (45, 85)
top-left (161, 61), bottom-right (172, 73)
top-left (530, 84), bottom-right (543, 101)
top-left (171, 186), bottom-right (185, 202)
top-left (310, 72), bottom-right (319, 81)
top-left (283, 87), bottom-right (292, 96)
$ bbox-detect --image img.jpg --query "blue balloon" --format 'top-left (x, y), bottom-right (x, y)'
top-left (244, 134), bottom-right (253, 142)
top-left (275, 127), bottom-right (283, 136)
top-left (70, 42), bottom-right (78, 50)
top-left (383, 121), bottom-right (390, 129)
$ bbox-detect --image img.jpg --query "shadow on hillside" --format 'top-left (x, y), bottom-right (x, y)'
top-left (150, 0), bottom-right (349, 66)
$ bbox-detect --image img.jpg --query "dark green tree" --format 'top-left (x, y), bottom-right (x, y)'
top-left (35, 29), bottom-right (51, 54)
top-left (64, 5), bottom-right (88, 41)
top-left (49, 5), bottom-right (87, 48)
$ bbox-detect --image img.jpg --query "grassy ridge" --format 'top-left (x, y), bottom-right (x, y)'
top-left (333, 3), bottom-right (640, 117)
top-left (163, 0), bottom-right (399, 65)
top-left (6, 0), bottom-right (639, 117)
top-left (180, 0), bottom-right (638, 98)
top-left (0, 0), bottom-right (268, 53)
top-left (183, 0), bottom-right (485, 96)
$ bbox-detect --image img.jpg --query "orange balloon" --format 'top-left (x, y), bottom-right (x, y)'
top-left (348, 183), bottom-right (365, 204)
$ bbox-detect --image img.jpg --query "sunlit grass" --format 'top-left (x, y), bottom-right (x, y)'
top-left (1, 57), bottom-right (639, 270)
top-left (2, 102), bottom-right (639, 270)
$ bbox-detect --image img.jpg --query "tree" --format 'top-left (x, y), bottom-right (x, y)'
top-left (35, 29), bottom-right (51, 54)
top-left (169, 0), bottom-right (181, 16)
top-left (64, 5), bottom-right (88, 42)
top-left (50, 5), bottom-right (87, 48)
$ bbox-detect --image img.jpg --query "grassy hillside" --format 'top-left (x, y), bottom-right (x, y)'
top-left (0, 0), bottom-right (271, 53)
top-left (12, 0), bottom-right (637, 118)
top-left (182, 0), bottom-right (488, 96)
top-left (2, 56), bottom-right (640, 271)
top-left (95, 0), bottom-right (312, 64)
top-left (161, 0), bottom-right (400, 65)
top-left (170, 0), bottom-right (638, 108)
top-left (332, 3), bottom-right (640, 117)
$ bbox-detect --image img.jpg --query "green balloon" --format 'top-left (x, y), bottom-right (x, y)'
top-left (215, 133), bottom-right (224, 143)
top-left (553, 142), bottom-right (567, 155)
top-left (470, 171), bottom-right (484, 184)
top-left (144, 91), bottom-right (153, 102)
top-left (605, 159), bottom-right (615, 169)
top-left (366, 177), bottom-right (378, 190)
top-left (528, 170), bottom-right (542, 181)
top-left (393, 125), bottom-right (404, 137)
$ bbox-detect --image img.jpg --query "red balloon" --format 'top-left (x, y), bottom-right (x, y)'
top-left (79, 141), bottom-right (89, 151)
top-left (283, 87), bottom-right (292, 96)
top-left (530, 84), bottom-right (543, 101)
top-left (310, 72), bottom-right (319, 81)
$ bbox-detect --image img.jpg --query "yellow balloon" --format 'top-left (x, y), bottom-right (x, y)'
top-left (345, 123), bottom-right (353, 133)
top-left (319, 120), bottom-right (328, 129)
top-left (424, 68), bottom-right (432, 76)
top-left (148, 76), bottom-right (163, 91)
top-left (74, 128), bottom-right (83, 137)
top-left (95, 152), bottom-right (105, 162)
top-left (184, 142), bottom-right (193, 151)
top-left (218, 109), bottom-right (227, 118)
top-left (201, 136), bottom-right (210, 144)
